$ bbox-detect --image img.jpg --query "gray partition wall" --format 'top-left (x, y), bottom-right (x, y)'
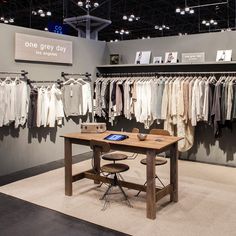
top-left (105, 31), bottom-right (236, 167)
top-left (0, 24), bottom-right (107, 176)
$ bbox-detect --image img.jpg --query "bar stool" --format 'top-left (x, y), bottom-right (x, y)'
top-left (136, 129), bottom-right (170, 197)
top-left (101, 127), bottom-right (140, 163)
top-left (90, 140), bottom-right (131, 210)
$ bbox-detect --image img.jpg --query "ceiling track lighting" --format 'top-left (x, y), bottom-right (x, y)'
top-left (115, 29), bottom-right (130, 35)
top-left (154, 25), bottom-right (170, 30)
top-left (32, 9), bottom-right (52, 17)
top-left (176, 7), bottom-right (194, 15)
top-left (202, 19), bottom-right (218, 26)
top-left (77, 0), bottom-right (99, 10)
top-left (122, 14), bottom-right (140, 22)
top-left (0, 16), bottom-right (14, 24)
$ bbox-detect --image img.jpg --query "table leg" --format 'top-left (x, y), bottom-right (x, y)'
top-left (65, 138), bottom-right (72, 196)
top-left (170, 143), bottom-right (178, 202)
top-left (146, 149), bottom-right (156, 220)
top-left (93, 146), bottom-right (101, 184)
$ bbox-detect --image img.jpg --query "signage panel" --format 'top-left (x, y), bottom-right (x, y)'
top-left (15, 33), bottom-right (73, 64)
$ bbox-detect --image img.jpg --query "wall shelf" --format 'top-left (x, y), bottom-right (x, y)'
top-left (97, 61), bottom-right (236, 73)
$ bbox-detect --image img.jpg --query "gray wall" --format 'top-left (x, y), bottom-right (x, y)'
top-left (106, 31), bottom-right (236, 64)
top-left (0, 24), bottom-right (107, 176)
top-left (106, 31), bottom-right (236, 167)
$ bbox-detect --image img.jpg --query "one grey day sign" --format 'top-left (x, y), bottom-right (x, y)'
top-left (15, 33), bottom-right (73, 64)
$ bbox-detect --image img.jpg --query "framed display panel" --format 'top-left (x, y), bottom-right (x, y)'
top-left (135, 51), bottom-right (151, 64)
top-left (165, 52), bottom-right (178, 63)
top-left (216, 50), bottom-right (232, 62)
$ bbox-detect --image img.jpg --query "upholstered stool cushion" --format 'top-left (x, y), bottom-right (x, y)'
top-left (101, 163), bottom-right (129, 174)
top-left (102, 153), bottom-right (128, 161)
top-left (140, 157), bottom-right (167, 166)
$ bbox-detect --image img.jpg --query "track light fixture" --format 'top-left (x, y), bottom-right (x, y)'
top-left (77, 0), bottom-right (99, 10)
top-left (176, 7), bottom-right (194, 15)
top-left (0, 16), bottom-right (14, 24)
top-left (154, 25), bottom-right (170, 30)
top-left (122, 14), bottom-right (140, 22)
top-left (32, 9), bottom-right (52, 17)
top-left (202, 19), bottom-right (218, 26)
top-left (115, 29), bottom-right (130, 35)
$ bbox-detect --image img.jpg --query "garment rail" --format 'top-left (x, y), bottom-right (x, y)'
top-left (61, 72), bottom-right (92, 82)
top-left (97, 71), bottom-right (236, 78)
top-left (0, 70), bottom-right (28, 76)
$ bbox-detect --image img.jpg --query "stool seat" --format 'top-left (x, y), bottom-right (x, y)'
top-left (140, 157), bottom-right (167, 166)
top-left (102, 153), bottom-right (128, 161)
top-left (101, 163), bottom-right (129, 174)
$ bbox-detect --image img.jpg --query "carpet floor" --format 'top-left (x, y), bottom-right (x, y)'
top-left (0, 155), bottom-right (236, 236)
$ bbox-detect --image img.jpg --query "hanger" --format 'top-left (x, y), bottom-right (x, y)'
top-left (63, 77), bottom-right (77, 85)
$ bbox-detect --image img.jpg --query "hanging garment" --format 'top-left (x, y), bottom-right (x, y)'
top-left (48, 84), bottom-right (65, 127)
top-left (62, 83), bottom-right (83, 117)
top-left (28, 88), bottom-right (38, 128)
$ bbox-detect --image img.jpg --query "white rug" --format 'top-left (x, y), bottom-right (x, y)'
top-left (1, 156), bottom-right (236, 236)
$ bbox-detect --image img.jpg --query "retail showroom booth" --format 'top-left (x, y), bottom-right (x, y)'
top-left (0, 23), bottom-right (236, 236)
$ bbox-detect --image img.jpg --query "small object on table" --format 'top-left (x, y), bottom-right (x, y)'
top-left (137, 133), bottom-right (147, 141)
top-left (81, 123), bottom-right (106, 133)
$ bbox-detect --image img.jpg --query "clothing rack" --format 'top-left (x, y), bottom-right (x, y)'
top-left (0, 70), bottom-right (28, 76)
top-left (29, 79), bottom-right (62, 84)
top-left (96, 71), bottom-right (236, 78)
top-left (61, 72), bottom-right (92, 82)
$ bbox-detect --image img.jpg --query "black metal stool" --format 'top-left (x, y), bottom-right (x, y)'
top-left (90, 140), bottom-right (131, 210)
top-left (136, 129), bottom-right (170, 197)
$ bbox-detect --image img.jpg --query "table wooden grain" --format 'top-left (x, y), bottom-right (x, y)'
top-left (61, 131), bottom-right (182, 220)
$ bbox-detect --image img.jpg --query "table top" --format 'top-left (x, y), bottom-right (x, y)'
top-left (61, 131), bottom-right (182, 151)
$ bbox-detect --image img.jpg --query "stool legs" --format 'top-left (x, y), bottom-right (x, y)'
top-left (100, 173), bottom-right (132, 210)
top-left (135, 175), bottom-right (165, 197)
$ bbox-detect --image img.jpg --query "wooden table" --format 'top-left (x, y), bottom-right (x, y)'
top-left (61, 131), bottom-right (182, 220)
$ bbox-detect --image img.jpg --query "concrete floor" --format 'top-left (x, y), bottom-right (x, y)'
top-left (0, 155), bottom-right (236, 236)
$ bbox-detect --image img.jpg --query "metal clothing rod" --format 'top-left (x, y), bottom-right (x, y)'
top-left (97, 71), bottom-right (236, 77)
top-left (61, 72), bottom-right (92, 77)
top-left (0, 70), bottom-right (28, 76)
top-left (30, 80), bottom-right (62, 84)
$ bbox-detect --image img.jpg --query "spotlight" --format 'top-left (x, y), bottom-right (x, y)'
top-left (214, 22), bottom-right (218, 25)
top-left (125, 30), bottom-right (129, 34)
top-left (128, 18), bottom-right (133, 22)
top-left (38, 9), bottom-right (43, 14)
top-left (185, 7), bottom-right (190, 12)
top-left (180, 11), bottom-right (185, 15)
top-left (206, 22), bottom-right (210, 26)
top-left (0, 17), bottom-right (5, 21)
top-left (94, 2), bottom-right (99, 7)
top-left (210, 19), bottom-right (214, 24)
top-left (159, 27), bottom-right (163, 30)
top-left (9, 18), bottom-right (14, 23)
top-left (32, 11), bottom-right (37, 15)
top-left (40, 13), bottom-right (46, 17)
top-left (115, 30), bottom-right (119, 34)
top-left (176, 8), bottom-right (181, 13)
top-left (190, 9), bottom-right (194, 14)
top-left (44, 27), bottom-right (48, 31)
top-left (4, 19), bottom-right (9, 23)
top-left (123, 15), bottom-right (127, 20)
top-left (154, 25), bottom-right (159, 29)
top-left (46, 11), bottom-right (52, 16)
top-left (136, 17), bottom-right (140, 20)
top-left (78, 1), bottom-right (83, 6)
top-left (202, 20), bottom-right (206, 24)
top-left (130, 14), bottom-right (135, 18)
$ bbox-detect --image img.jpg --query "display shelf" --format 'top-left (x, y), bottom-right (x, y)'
top-left (97, 61), bottom-right (236, 73)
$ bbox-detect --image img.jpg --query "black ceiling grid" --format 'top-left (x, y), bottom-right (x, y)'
top-left (0, 0), bottom-right (235, 41)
